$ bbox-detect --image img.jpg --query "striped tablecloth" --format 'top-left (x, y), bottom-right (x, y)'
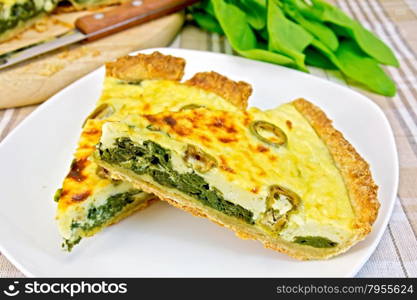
top-left (1, 0), bottom-right (416, 277)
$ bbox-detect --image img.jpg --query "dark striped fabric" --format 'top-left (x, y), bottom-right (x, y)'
top-left (1, 0), bottom-right (416, 277)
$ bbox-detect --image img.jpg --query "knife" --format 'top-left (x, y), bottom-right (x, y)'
top-left (0, 0), bottom-right (198, 70)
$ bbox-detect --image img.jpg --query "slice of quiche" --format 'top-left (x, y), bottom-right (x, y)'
top-left (55, 51), bottom-right (251, 250)
top-left (0, 0), bottom-right (132, 43)
top-left (0, 0), bottom-right (58, 43)
top-left (92, 100), bottom-right (379, 260)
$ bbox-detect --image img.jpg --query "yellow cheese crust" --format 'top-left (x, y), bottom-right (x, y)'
top-left (95, 100), bottom-right (379, 260)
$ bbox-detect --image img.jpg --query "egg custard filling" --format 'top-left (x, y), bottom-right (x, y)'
top-left (56, 52), bottom-right (251, 250)
top-left (93, 103), bottom-right (364, 254)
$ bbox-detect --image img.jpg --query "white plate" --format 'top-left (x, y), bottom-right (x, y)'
top-left (0, 48), bottom-right (398, 277)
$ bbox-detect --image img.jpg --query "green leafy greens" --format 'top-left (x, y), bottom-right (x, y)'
top-left (63, 189), bottom-right (144, 251)
top-left (188, 0), bottom-right (398, 96)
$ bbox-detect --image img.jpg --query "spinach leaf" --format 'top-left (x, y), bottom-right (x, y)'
top-left (237, 0), bottom-right (267, 31)
top-left (192, 12), bottom-right (224, 34)
top-left (304, 47), bottom-right (337, 69)
top-left (189, 0), bottom-right (223, 34)
top-left (282, 0), bottom-right (338, 51)
top-left (334, 39), bottom-right (396, 96)
top-left (211, 0), bottom-right (256, 50)
top-left (257, 27), bottom-right (269, 42)
top-left (267, 0), bottom-right (313, 72)
top-left (189, 0), bottom-right (398, 96)
top-left (189, 0), bottom-right (216, 17)
top-left (211, 0), bottom-right (296, 68)
top-left (312, 39), bottom-right (396, 96)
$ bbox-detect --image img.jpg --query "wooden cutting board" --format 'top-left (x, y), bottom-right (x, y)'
top-left (0, 10), bottom-right (184, 109)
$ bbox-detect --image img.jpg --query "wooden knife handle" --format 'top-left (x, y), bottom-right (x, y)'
top-left (75, 0), bottom-right (198, 41)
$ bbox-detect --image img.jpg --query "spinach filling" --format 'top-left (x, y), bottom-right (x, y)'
top-left (98, 137), bottom-right (255, 224)
top-left (70, 189), bottom-right (142, 232)
top-left (293, 236), bottom-right (338, 248)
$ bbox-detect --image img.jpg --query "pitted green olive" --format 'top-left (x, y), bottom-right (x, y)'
top-left (83, 103), bottom-right (115, 127)
top-left (249, 120), bottom-right (287, 147)
top-left (183, 144), bottom-right (217, 173)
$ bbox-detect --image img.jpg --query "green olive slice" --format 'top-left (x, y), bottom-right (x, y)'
top-left (179, 104), bottom-right (205, 111)
top-left (146, 124), bottom-right (161, 132)
top-left (183, 144), bottom-right (217, 173)
top-left (267, 185), bottom-right (301, 208)
top-left (82, 103), bottom-right (115, 127)
top-left (258, 185), bottom-right (301, 233)
top-left (249, 120), bottom-right (287, 147)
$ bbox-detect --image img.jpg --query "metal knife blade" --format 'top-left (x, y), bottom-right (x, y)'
top-left (0, 0), bottom-right (198, 70)
top-left (0, 31), bottom-right (85, 70)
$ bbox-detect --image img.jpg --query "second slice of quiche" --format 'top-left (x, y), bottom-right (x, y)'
top-left (92, 100), bottom-right (379, 260)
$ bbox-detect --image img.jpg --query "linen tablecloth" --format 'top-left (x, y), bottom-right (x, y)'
top-left (1, 0), bottom-right (416, 277)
